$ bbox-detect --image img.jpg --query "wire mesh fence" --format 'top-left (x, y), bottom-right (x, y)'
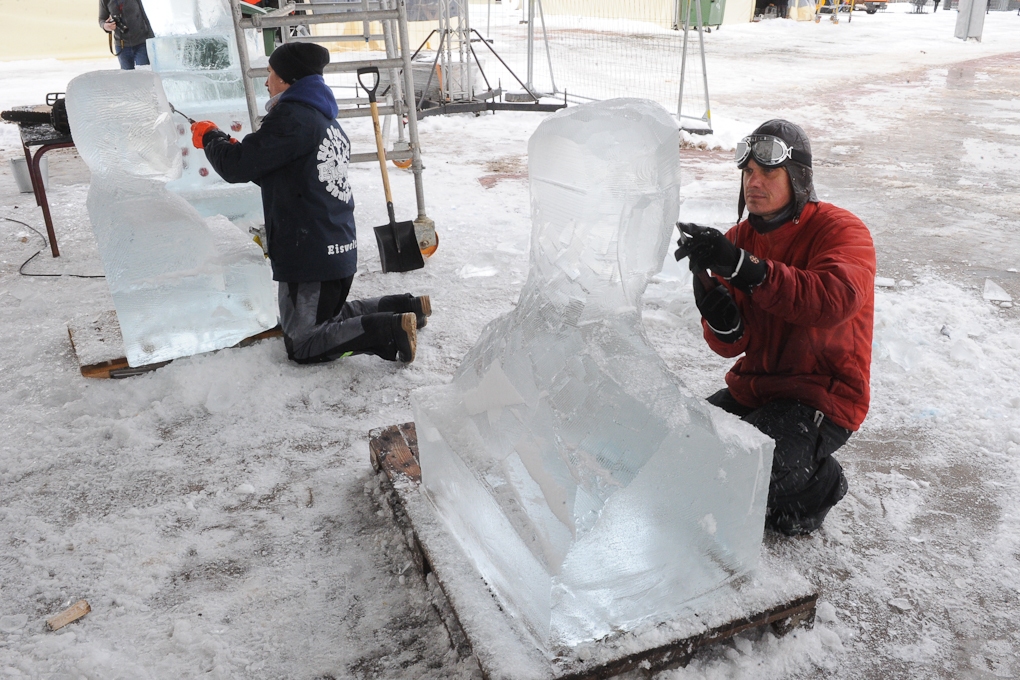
top-left (463, 0), bottom-right (706, 118)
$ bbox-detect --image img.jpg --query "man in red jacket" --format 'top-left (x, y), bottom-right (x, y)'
top-left (676, 119), bottom-right (876, 536)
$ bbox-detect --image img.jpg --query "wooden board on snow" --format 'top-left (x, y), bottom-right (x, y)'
top-left (67, 311), bottom-right (282, 379)
top-left (369, 422), bottom-right (818, 680)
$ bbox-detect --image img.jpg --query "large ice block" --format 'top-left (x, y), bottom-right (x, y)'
top-left (141, 0), bottom-right (233, 35)
top-left (412, 99), bottom-right (774, 653)
top-left (66, 70), bottom-right (276, 367)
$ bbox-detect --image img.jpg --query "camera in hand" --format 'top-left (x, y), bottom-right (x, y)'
top-left (110, 13), bottom-right (128, 33)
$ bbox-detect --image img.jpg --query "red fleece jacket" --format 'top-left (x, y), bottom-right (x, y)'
top-left (703, 202), bottom-right (876, 431)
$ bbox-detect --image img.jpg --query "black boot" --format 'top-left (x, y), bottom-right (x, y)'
top-left (379, 294), bottom-right (432, 329)
top-left (767, 459), bottom-right (848, 536)
top-left (392, 312), bottom-right (417, 363)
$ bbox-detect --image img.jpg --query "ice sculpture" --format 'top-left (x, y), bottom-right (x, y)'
top-left (143, 0), bottom-right (266, 219)
top-left (412, 99), bottom-right (774, 652)
top-left (142, 0), bottom-right (233, 34)
top-left (65, 70), bottom-right (276, 367)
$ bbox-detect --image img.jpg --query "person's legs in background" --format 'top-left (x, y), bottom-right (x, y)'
top-left (116, 43), bottom-right (150, 70)
top-left (115, 45), bottom-right (135, 70)
top-left (132, 42), bottom-right (150, 67)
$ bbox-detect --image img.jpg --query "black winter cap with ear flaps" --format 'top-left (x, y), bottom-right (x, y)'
top-left (268, 43), bottom-right (331, 84)
top-left (737, 119), bottom-right (818, 226)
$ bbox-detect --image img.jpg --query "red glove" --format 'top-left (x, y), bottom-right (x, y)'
top-left (191, 121), bottom-right (219, 149)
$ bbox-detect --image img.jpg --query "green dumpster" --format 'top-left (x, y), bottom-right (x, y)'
top-left (680, 0), bottom-right (726, 27)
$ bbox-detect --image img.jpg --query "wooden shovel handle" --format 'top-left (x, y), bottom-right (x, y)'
top-left (359, 67), bottom-right (394, 209)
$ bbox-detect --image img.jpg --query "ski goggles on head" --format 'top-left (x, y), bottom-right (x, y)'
top-left (735, 134), bottom-right (812, 168)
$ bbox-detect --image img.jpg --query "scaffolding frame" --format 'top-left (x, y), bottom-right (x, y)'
top-left (228, 0), bottom-right (435, 248)
top-left (406, 0), bottom-right (565, 117)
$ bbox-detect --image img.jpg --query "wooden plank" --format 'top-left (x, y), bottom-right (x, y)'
top-left (369, 422), bottom-right (421, 481)
top-left (67, 312), bottom-right (283, 379)
top-left (369, 423), bottom-right (819, 680)
top-left (236, 326), bottom-right (285, 347)
top-left (66, 310), bottom-right (122, 369)
top-left (46, 599), bottom-right (90, 631)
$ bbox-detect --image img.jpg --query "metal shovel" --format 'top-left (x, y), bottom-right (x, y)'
top-left (357, 66), bottom-right (424, 273)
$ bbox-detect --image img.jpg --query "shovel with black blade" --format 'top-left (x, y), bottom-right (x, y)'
top-left (357, 66), bottom-right (424, 273)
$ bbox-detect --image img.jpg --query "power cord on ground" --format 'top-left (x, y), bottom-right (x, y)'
top-left (3, 216), bottom-right (104, 279)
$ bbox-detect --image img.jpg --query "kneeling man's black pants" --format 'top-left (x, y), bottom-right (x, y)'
top-left (707, 389), bottom-right (851, 527)
top-left (278, 278), bottom-right (408, 364)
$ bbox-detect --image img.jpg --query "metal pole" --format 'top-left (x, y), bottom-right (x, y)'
top-left (525, 0), bottom-right (535, 93)
top-left (440, 0), bottom-right (451, 101)
top-left (361, 0), bottom-right (372, 42)
top-left (396, 0), bottom-right (434, 234)
top-left (230, 0), bottom-right (262, 132)
top-left (463, 0), bottom-right (473, 100)
top-left (417, 29), bottom-right (446, 110)
top-left (695, 0), bottom-right (712, 128)
top-left (536, 0), bottom-right (556, 95)
top-left (676, 0), bottom-right (690, 119)
top-left (381, 0), bottom-right (406, 145)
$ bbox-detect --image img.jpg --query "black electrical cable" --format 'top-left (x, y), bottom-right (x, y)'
top-left (3, 216), bottom-right (104, 279)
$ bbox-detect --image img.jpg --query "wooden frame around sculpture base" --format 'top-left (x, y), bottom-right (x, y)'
top-left (67, 310), bottom-right (282, 379)
top-left (369, 422), bottom-right (819, 680)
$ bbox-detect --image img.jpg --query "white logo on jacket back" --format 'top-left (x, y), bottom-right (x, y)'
top-left (317, 126), bottom-right (352, 202)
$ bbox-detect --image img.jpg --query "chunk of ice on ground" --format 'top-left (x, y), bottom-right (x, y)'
top-left (982, 278), bottom-right (1012, 303)
top-left (413, 99), bottom-right (774, 653)
top-left (66, 70), bottom-right (275, 367)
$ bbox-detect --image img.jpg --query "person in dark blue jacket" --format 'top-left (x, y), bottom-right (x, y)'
top-left (195, 43), bottom-right (429, 364)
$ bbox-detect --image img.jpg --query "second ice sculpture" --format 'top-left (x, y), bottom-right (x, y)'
top-left (143, 0), bottom-right (266, 219)
top-left (66, 70), bottom-right (276, 367)
top-left (412, 99), bottom-right (774, 652)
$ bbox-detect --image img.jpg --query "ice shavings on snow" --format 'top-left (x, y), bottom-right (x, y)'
top-left (871, 275), bottom-right (1019, 418)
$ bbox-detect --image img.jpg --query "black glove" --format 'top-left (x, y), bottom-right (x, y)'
top-left (675, 222), bottom-right (767, 294)
top-left (693, 271), bottom-right (743, 343)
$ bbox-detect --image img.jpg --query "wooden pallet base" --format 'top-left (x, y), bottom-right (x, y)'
top-left (369, 423), bottom-right (818, 680)
top-left (67, 311), bottom-right (282, 379)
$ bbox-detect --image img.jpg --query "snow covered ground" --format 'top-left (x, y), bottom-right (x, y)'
top-left (1, 5), bottom-right (1019, 678)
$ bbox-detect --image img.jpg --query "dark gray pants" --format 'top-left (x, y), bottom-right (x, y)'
top-left (278, 278), bottom-right (406, 364)
top-left (708, 389), bottom-right (851, 533)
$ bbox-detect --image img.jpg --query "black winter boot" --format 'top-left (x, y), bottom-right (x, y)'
top-left (767, 461), bottom-right (848, 536)
top-left (393, 313), bottom-right (417, 363)
top-left (379, 294), bottom-right (432, 329)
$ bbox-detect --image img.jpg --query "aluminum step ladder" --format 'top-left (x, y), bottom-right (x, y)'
top-left (228, 0), bottom-right (436, 254)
